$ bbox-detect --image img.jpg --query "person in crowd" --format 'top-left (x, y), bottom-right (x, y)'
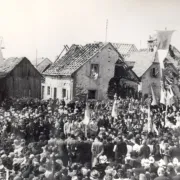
top-left (0, 96), bottom-right (180, 179)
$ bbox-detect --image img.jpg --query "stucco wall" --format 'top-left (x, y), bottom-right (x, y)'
top-left (141, 63), bottom-right (161, 99)
top-left (73, 44), bottom-right (120, 100)
top-left (141, 63), bottom-right (180, 100)
top-left (43, 76), bottom-right (73, 102)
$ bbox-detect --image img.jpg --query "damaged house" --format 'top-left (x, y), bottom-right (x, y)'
top-left (43, 42), bottom-right (139, 102)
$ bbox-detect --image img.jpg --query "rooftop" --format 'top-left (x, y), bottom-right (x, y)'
top-left (0, 57), bottom-right (24, 78)
top-left (125, 51), bottom-right (156, 77)
top-left (113, 43), bottom-right (138, 57)
top-left (44, 42), bottom-right (108, 76)
top-left (36, 58), bottom-right (52, 73)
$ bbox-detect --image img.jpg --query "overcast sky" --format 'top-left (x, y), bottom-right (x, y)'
top-left (0, 0), bottom-right (180, 62)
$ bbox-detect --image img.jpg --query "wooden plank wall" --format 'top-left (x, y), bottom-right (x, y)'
top-left (4, 59), bottom-right (41, 99)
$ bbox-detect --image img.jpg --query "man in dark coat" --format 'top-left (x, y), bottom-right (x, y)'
top-left (114, 136), bottom-right (127, 163)
top-left (139, 140), bottom-right (150, 159)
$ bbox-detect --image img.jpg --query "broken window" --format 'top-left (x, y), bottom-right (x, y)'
top-left (90, 64), bottom-right (99, 80)
top-left (88, 90), bottom-right (96, 99)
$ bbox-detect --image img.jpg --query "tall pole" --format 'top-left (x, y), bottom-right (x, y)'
top-left (105, 19), bottom-right (108, 42)
top-left (36, 49), bottom-right (38, 68)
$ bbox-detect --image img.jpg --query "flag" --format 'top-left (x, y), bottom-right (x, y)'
top-left (151, 86), bottom-right (157, 106)
top-left (112, 100), bottom-right (118, 118)
top-left (83, 103), bottom-right (90, 125)
top-left (156, 30), bottom-right (174, 50)
top-left (156, 30), bottom-right (174, 70)
top-left (160, 82), bottom-right (167, 105)
top-left (158, 50), bottom-right (168, 69)
top-left (166, 86), bottom-right (174, 106)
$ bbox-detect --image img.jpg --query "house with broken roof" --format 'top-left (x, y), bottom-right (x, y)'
top-left (0, 57), bottom-right (42, 101)
top-left (125, 37), bottom-right (180, 100)
top-left (43, 42), bottom-right (139, 102)
top-left (36, 58), bottom-right (52, 74)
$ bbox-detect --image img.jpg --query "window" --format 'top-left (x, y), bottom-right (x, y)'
top-left (54, 88), bottom-right (57, 99)
top-left (41, 86), bottom-right (44, 99)
top-left (88, 90), bottom-right (96, 99)
top-left (62, 89), bottom-right (66, 98)
top-left (47, 86), bottom-right (50, 95)
top-left (151, 67), bottom-right (158, 78)
top-left (90, 64), bottom-right (99, 79)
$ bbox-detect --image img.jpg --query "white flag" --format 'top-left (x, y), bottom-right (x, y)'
top-left (160, 86), bottom-right (166, 105)
top-left (157, 50), bottom-right (168, 69)
top-left (166, 86), bottom-right (174, 106)
top-left (83, 104), bottom-right (90, 125)
top-left (151, 86), bottom-right (157, 106)
top-left (112, 100), bottom-right (118, 118)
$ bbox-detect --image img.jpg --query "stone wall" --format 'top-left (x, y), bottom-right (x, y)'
top-left (73, 44), bottom-right (120, 100)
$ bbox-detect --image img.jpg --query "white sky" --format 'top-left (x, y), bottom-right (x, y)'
top-left (0, 0), bottom-right (180, 62)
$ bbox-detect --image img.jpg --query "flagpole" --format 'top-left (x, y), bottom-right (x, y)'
top-left (165, 103), bottom-right (168, 127)
top-left (85, 125), bottom-right (88, 138)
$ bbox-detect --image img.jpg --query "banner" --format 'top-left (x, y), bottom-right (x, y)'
top-left (83, 103), bottom-right (90, 125)
top-left (166, 86), bottom-right (174, 106)
top-left (160, 81), bottom-right (166, 105)
top-left (112, 100), bottom-right (118, 118)
top-left (151, 86), bottom-right (157, 106)
top-left (156, 30), bottom-right (174, 70)
top-left (158, 50), bottom-right (168, 69)
top-left (156, 30), bottom-right (174, 50)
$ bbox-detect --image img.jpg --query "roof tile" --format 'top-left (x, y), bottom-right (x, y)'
top-left (44, 42), bottom-right (107, 76)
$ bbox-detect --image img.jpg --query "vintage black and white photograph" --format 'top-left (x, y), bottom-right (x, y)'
top-left (0, 0), bottom-right (180, 179)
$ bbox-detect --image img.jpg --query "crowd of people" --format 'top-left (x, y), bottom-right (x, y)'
top-left (0, 96), bottom-right (180, 180)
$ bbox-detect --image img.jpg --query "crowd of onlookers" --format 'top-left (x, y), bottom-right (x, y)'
top-left (0, 97), bottom-right (180, 179)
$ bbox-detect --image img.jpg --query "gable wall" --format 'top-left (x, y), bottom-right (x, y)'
top-left (73, 44), bottom-right (121, 100)
top-left (4, 59), bottom-right (41, 99)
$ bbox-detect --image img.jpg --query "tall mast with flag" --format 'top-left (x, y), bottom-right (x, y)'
top-left (156, 29), bottom-right (175, 105)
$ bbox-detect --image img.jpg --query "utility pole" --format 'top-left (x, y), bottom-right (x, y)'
top-left (36, 49), bottom-right (38, 67)
top-left (0, 37), bottom-right (5, 62)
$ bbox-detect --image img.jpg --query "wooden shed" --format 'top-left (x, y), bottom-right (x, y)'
top-left (0, 57), bottom-right (42, 101)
